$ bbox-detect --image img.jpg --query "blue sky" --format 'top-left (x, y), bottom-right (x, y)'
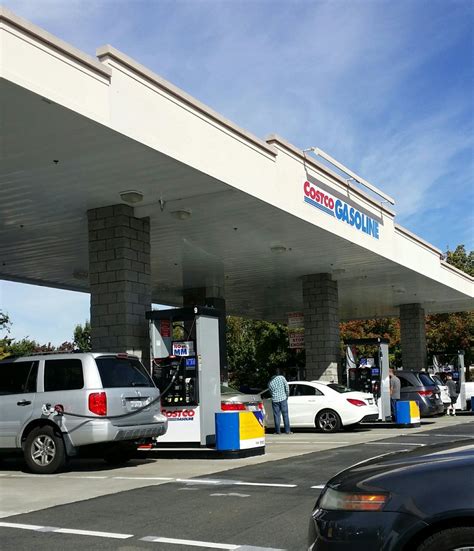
top-left (1, 0), bottom-right (473, 345)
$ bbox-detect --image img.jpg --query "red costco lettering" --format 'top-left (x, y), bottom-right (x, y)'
top-left (161, 409), bottom-right (195, 418)
top-left (304, 181), bottom-right (334, 210)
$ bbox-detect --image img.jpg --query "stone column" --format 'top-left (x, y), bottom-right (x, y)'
top-left (88, 204), bottom-right (151, 362)
top-left (400, 303), bottom-right (427, 371)
top-left (302, 273), bottom-right (340, 382)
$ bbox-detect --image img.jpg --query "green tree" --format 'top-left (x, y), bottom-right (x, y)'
top-left (0, 311), bottom-right (11, 359)
top-left (74, 321), bottom-right (91, 351)
top-left (445, 244), bottom-right (474, 276)
top-left (427, 244), bottom-right (474, 372)
top-left (226, 316), bottom-right (303, 390)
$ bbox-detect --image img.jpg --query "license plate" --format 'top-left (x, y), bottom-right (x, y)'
top-left (248, 405), bottom-right (258, 411)
top-left (129, 400), bottom-right (143, 409)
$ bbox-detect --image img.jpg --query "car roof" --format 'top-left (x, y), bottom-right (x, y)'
top-left (0, 352), bottom-right (140, 362)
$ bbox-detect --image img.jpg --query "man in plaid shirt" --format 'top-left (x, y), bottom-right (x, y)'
top-left (268, 369), bottom-right (292, 434)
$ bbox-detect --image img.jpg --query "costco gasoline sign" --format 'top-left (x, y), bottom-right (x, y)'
top-left (303, 180), bottom-right (380, 240)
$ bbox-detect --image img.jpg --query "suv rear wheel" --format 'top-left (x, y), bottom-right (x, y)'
top-left (24, 425), bottom-right (66, 474)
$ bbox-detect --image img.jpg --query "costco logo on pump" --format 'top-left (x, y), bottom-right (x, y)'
top-left (303, 180), bottom-right (379, 240)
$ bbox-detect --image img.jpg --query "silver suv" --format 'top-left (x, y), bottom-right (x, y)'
top-left (0, 352), bottom-right (167, 474)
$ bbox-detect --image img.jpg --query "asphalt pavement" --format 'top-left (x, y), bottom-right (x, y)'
top-left (0, 415), bottom-right (473, 551)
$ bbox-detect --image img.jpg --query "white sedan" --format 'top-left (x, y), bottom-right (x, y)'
top-left (261, 380), bottom-right (379, 433)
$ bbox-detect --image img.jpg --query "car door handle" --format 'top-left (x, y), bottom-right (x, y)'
top-left (17, 400), bottom-right (31, 406)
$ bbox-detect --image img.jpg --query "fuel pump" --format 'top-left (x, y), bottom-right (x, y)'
top-left (344, 338), bottom-right (391, 421)
top-left (146, 306), bottom-right (221, 446)
top-left (431, 351), bottom-right (466, 411)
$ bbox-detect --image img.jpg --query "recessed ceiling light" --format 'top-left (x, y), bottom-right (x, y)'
top-left (171, 209), bottom-right (192, 220)
top-left (119, 190), bottom-right (144, 204)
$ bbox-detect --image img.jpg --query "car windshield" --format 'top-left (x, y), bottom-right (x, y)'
top-left (327, 383), bottom-right (353, 393)
top-left (431, 375), bottom-right (443, 386)
top-left (419, 373), bottom-right (436, 387)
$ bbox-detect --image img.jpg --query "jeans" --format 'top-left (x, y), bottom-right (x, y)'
top-left (391, 398), bottom-right (398, 421)
top-left (272, 399), bottom-right (291, 433)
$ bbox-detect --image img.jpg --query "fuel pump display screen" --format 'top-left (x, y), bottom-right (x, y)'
top-left (152, 351), bottom-right (198, 406)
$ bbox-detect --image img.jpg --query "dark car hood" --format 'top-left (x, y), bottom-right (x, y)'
top-left (329, 439), bottom-right (474, 494)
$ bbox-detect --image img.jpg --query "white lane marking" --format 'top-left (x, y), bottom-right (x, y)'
top-left (0, 521), bottom-right (44, 531)
top-left (365, 442), bottom-right (425, 446)
top-left (54, 527), bottom-right (133, 539)
top-left (176, 478), bottom-right (223, 485)
top-left (141, 535), bottom-right (239, 549)
top-left (113, 476), bottom-right (173, 481)
top-left (267, 441), bottom-right (350, 445)
top-left (234, 481), bottom-right (297, 488)
top-left (310, 485), bottom-right (325, 489)
top-left (0, 522), bottom-right (133, 539)
top-left (433, 434), bottom-right (474, 438)
top-left (59, 475), bottom-right (108, 479)
top-left (210, 493), bottom-right (250, 498)
top-left (0, 473), bottom-right (297, 489)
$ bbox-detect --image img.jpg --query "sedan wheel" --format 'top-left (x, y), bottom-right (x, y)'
top-left (316, 409), bottom-right (341, 433)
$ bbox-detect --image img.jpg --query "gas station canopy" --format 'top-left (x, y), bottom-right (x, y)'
top-left (1, 7), bottom-right (473, 322)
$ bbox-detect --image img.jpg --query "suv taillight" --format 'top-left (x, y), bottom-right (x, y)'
top-left (417, 390), bottom-right (433, 397)
top-left (89, 392), bottom-right (107, 416)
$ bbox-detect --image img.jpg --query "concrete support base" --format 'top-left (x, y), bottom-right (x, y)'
top-left (302, 273), bottom-right (340, 382)
top-left (88, 204), bottom-right (151, 361)
top-left (400, 303), bottom-right (427, 371)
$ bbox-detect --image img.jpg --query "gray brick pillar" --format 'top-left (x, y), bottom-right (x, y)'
top-left (400, 303), bottom-right (427, 371)
top-left (303, 273), bottom-right (340, 382)
top-left (88, 204), bottom-right (151, 362)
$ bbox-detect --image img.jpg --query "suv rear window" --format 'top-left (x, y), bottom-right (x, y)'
top-left (96, 357), bottom-right (154, 388)
top-left (44, 359), bottom-right (84, 391)
top-left (0, 361), bottom-right (38, 394)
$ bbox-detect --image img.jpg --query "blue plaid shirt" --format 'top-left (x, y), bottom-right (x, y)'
top-left (268, 375), bottom-right (289, 403)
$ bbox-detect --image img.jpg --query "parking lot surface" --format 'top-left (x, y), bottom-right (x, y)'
top-left (1, 414), bottom-right (473, 550)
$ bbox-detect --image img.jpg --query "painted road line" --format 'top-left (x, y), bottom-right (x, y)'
top-left (234, 481), bottom-right (297, 488)
top-left (53, 527), bottom-right (133, 539)
top-left (433, 434), bottom-right (474, 438)
top-left (141, 536), bottom-right (239, 549)
top-left (141, 536), bottom-right (285, 550)
top-left (365, 442), bottom-right (425, 446)
top-left (310, 485), bottom-right (325, 489)
top-left (114, 476), bottom-right (174, 481)
top-left (0, 522), bottom-right (44, 531)
top-left (176, 478), bottom-right (223, 485)
top-left (59, 475), bottom-right (108, 479)
top-left (267, 441), bottom-right (350, 445)
top-left (0, 522), bottom-right (133, 539)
